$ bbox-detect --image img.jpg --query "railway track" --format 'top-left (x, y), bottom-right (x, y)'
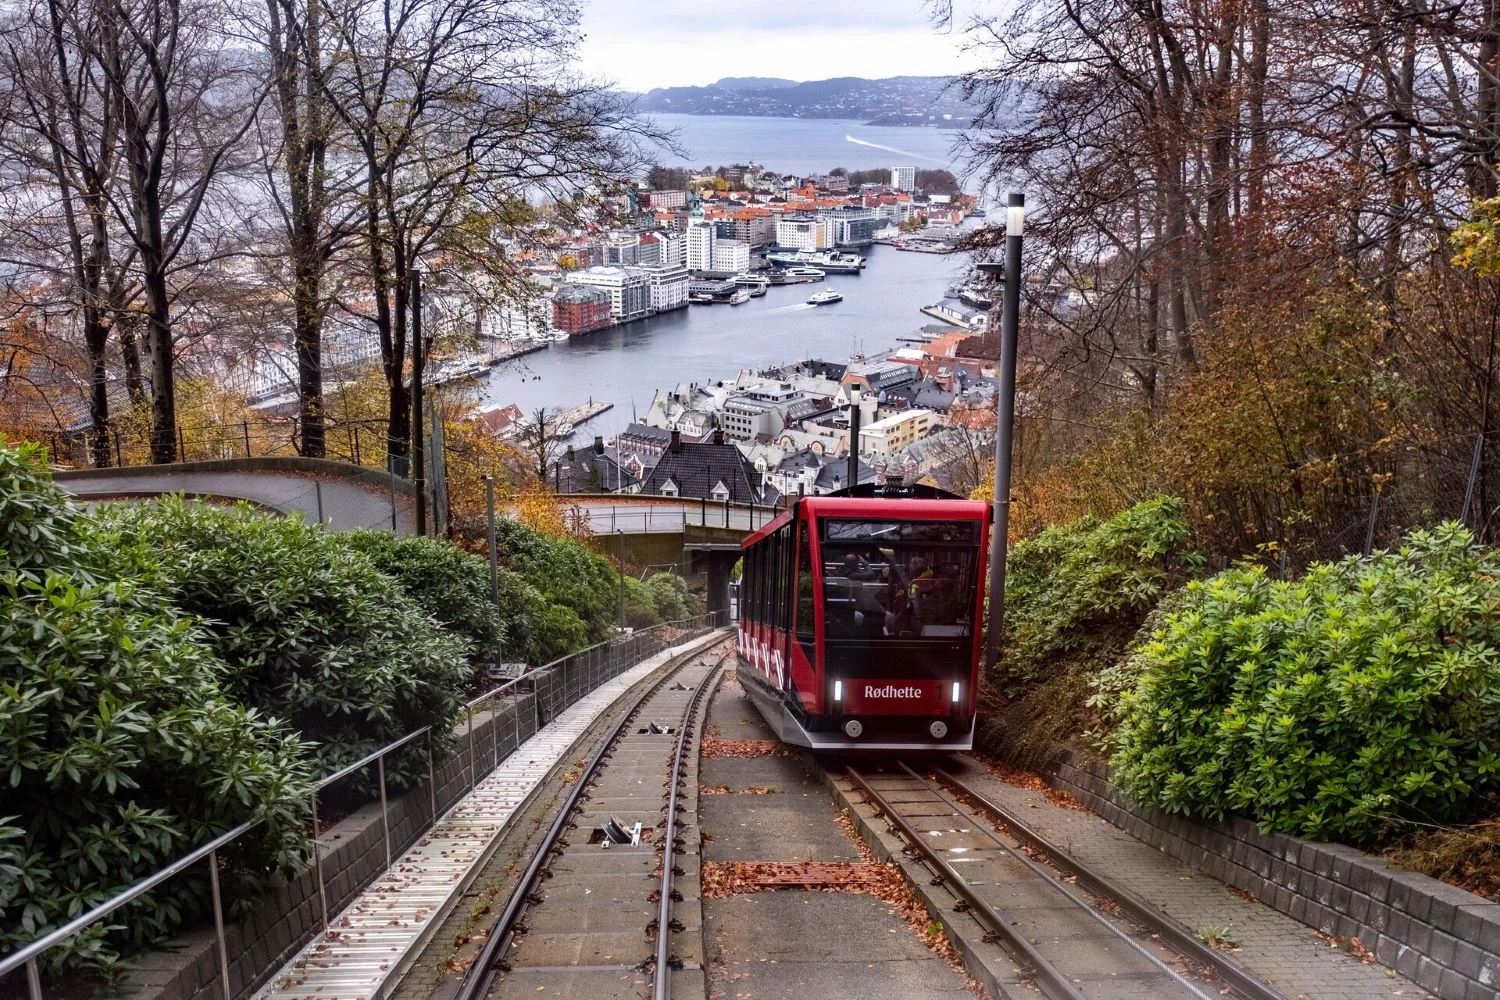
top-left (454, 644), bottom-right (726, 1000)
top-left (846, 760), bottom-right (1291, 1000)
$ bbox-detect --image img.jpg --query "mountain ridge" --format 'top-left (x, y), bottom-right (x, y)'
top-left (631, 75), bottom-right (973, 127)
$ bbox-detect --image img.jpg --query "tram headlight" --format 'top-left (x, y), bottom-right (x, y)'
top-left (843, 719), bottom-right (863, 738)
top-left (951, 681), bottom-right (961, 703)
top-left (833, 680), bottom-right (843, 701)
top-left (929, 720), bottom-right (949, 739)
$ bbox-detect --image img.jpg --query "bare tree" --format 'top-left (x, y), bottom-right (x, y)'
top-left (514, 405), bottom-right (563, 484)
top-left (318, 0), bottom-right (664, 469)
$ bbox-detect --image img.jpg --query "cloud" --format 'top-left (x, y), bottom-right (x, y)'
top-left (578, 0), bottom-right (979, 91)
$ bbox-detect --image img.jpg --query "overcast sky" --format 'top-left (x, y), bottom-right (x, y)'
top-left (577, 1), bottom-right (984, 92)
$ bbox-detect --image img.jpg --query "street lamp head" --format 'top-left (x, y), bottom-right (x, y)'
top-left (1007, 191), bottom-right (1026, 237)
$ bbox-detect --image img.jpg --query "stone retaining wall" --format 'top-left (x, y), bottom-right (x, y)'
top-left (1046, 750), bottom-right (1500, 1000)
top-left (118, 695), bottom-right (539, 1000)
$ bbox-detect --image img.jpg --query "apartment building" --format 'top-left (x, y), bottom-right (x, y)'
top-left (858, 408), bottom-right (936, 461)
top-left (567, 266), bottom-right (650, 322)
top-left (686, 222), bottom-right (715, 271)
top-left (711, 239), bottom-right (751, 274)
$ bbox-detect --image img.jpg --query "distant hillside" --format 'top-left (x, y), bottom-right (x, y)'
top-left (634, 75), bottom-right (973, 127)
top-left (713, 77), bottom-right (797, 91)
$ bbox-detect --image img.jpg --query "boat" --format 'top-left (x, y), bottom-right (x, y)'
top-left (782, 266), bottom-right (826, 282)
top-left (807, 290), bottom-right (843, 306)
top-left (689, 291), bottom-right (715, 304)
top-left (731, 274), bottom-right (770, 296)
top-left (728, 287), bottom-right (751, 305)
top-left (765, 250), bottom-right (866, 273)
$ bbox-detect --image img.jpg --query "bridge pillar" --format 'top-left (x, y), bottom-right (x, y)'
top-left (705, 552), bottom-right (733, 617)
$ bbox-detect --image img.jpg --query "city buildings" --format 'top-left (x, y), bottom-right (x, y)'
top-left (567, 266), bottom-right (651, 322)
top-left (775, 216), bottom-right (830, 251)
top-left (859, 409), bottom-right (936, 461)
top-left (686, 222), bottom-right (716, 271)
top-left (647, 189), bottom-right (687, 209)
top-left (711, 239), bottom-right (751, 274)
top-left (820, 207), bottom-right (881, 247)
top-left (551, 283), bottom-right (613, 336)
top-left (644, 263), bottom-right (690, 313)
top-left (891, 165), bottom-right (916, 192)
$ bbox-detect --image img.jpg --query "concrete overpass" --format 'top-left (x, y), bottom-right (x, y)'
top-left (554, 494), bottom-right (784, 614)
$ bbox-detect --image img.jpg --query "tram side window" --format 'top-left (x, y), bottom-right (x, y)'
top-left (795, 519), bottom-right (816, 655)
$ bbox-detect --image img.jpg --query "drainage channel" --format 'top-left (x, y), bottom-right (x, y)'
top-left (847, 762), bottom-right (1249, 1000)
top-left (454, 648), bottom-right (726, 1000)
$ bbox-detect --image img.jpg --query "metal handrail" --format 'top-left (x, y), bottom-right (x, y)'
top-left (1, 609), bottom-right (724, 999)
top-left (0, 821), bottom-right (254, 978)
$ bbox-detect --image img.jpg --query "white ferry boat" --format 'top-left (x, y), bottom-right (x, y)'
top-left (767, 250), bottom-right (866, 274)
top-left (728, 287), bottom-right (751, 305)
top-left (807, 290), bottom-right (843, 306)
top-left (782, 266), bottom-right (826, 281)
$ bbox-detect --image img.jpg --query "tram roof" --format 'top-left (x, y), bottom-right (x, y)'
top-left (742, 495), bottom-right (990, 548)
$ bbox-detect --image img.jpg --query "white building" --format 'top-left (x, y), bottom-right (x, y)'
top-left (644, 263), bottom-right (690, 313)
top-left (686, 222), bottom-right (716, 271)
top-left (650, 189), bottom-right (687, 209)
top-left (567, 266), bottom-right (650, 322)
top-left (655, 231), bottom-right (686, 267)
top-left (859, 408), bottom-right (936, 461)
top-left (775, 216), bottom-right (830, 251)
top-left (711, 239), bottom-right (750, 274)
top-left (603, 232), bottom-right (641, 266)
top-left (891, 165), bottom-right (916, 192)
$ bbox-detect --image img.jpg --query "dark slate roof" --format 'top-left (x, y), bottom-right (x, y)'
top-left (781, 359), bottom-right (847, 382)
top-left (640, 440), bottom-right (769, 504)
top-left (619, 422), bottom-right (671, 446)
top-left (814, 456), bottom-right (875, 492)
top-left (550, 444), bottom-right (631, 493)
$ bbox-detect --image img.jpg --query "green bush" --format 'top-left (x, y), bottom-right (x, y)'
top-left (88, 499), bottom-right (471, 785)
top-left (977, 497), bottom-right (1200, 765)
top-left (621, 576), bottom-right (662, 629)
top-left (642, 572), bottom-right (695, 622)
top-left (1108, 523), bottom-right (1500, 845)
top-left (0, 444), bottom-right (311, 971)
top-left (341, 531), bottom-right (506, 661)
top-left (495, 519), bottom-right (618, 643)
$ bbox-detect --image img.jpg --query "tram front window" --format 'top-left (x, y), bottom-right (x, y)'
top-left (820, 519), bottom-right (980, 640)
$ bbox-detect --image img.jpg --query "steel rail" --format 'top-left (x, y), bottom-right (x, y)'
top-left (899, 764), bottom-right (1215, 1000)
top-left (845, 766), bottom-right (1089, 1000)
top-left (930, 765), bottom-right (1291, 1000)
top-left (454, 644), bottom-right (724, 1000)
top-left (652, 658), bottom-right (725, 999)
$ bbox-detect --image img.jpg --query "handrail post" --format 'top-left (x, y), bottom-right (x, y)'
top-left (378, 753), bottom-right (391, 868)
top-left (467, 710), bottom-right (476, 790)
top-left (311, 791), bottom-right (328, 930)
top-left (25, 957), bottom-right (41, 1000)
top-left (426, 730), bottom-right (438, 821)
top-left (209, 848), bottom-right (232, 1000)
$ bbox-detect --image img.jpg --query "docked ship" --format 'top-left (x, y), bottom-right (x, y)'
top-left (731, 274), bottom-right (770, 297)
top-left (777, 266), bottom-right (826, 283)
top-left (765, 250), bottom-right (866, 273)
top-left (807, 289), bottom-right (843, 305)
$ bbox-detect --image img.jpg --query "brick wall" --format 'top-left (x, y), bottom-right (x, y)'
top-left (117, 694), bottom-right (539, 1000)
top-left (1046, 750), bottom-right (1500, 1000)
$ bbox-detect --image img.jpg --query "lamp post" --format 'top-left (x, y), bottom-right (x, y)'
top-left (979, 192), bottom-right (1025, 675)
top-left (411, 269), bottom-right (427, 537)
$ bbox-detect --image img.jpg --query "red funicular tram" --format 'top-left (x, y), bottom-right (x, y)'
top-left (736, 485), bottom-right (991, 750)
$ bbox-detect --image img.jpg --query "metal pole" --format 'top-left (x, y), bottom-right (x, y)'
top-left (617, 529), bottom-right (626, 629)
top-left (315, 481), bottom-right (325, 524)
top-left (847, 391), bottom-right (861, 490)
top-left (1462, 433), bottom-right (1485, 525)
top-left (467, 710), bottom-right (476, 790)
top-left (411, 270), bottom-right (427, 537)
top-left (389, 471), bottom-right (398, 531)
top-left (208, 849), bottom-right (232, 1000)
top-left (243, 420), bottom-right (251, 458)
top-left (985, 192), bottom-right (1025, 676)
top-left (113, 429), bottom-right (122, 468)
top-left (26, 957), bottom-right (41, 1000)
top-left (311, 791), bottom-right (328, 929)
top-left (1363, 489), bottom-right (1381, 556)
top-left (377, 754), bottom-right (391, 867)
top-left (427, 730), bottom-right (438, 820)
top-left (485, 476), bottom-right (499, 609)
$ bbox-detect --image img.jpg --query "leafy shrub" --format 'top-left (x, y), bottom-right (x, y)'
top-left (621, 576), bottom-right (661, 629)
top-left (340, 531), bottom-right (506, 662)
top-left (642, 572), bottom-right (695, 622)
top-left (495, 519), bottom-right (618, 643)
top-left (0, 444), bottom-right (311, 971)
top-left (977, 497), bottom-right (1200, 765)
top-left (1108, 523), bottom-right (1500, 845)
top-left (88, 499), bottom-right (471, 785)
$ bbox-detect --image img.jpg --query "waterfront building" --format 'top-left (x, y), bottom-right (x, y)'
top-left (731, 209), bottom-right (776, 247)
top-left (655, 231), bottom-right (686, 266)
top-left (568, 266), bottom-right (651, 322)
top-left (644, 263), bottom-right (690, 313)
top-left (640, 430), bottom-right (776, 504)
top-left (818, 207), bottom-right (881, 247)
top-left (637, 233), bottom-right (662, 267)
top-left (891, 165), bottom-right (917, 192)
top-left (648, 189), bottom-right (687, 210)
top-left (775, 215), bottom-right (830, 251)
top-left (859, 408), bottom-right (936, 461)
top-left (551, 283), bottom-right (613, 336)
top-left (686, 221), bottom-right (716, 271)
top-left (711, 239), bottom-right (751, 274)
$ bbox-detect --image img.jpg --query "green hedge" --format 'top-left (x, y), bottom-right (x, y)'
top-left (978, 496), bottom-right (1200, 764)
top-left (495, 519), bottom-right (619, 644)
top-left (0, 444), bottom-right (311, 971)
top-left (1108, 523), bottom-right (1500, 845)
top-left (88, 499), bottom-right (472, 787)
